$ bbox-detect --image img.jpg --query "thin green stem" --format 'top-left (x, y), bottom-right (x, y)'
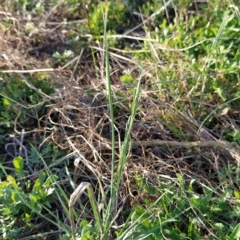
top-left (102, 1), bottom-right (117, 237)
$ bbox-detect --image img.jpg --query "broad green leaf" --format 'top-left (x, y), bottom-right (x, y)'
top-left (215, 87), bottom-right (227, 101)
top-left (176, 173), bottom-right (185, 189)
top-left (44, 175), bottom-right (58, 187)
top-left (11, 190), bottom-right (20, 202)
top-left (25, 213), bottom-right (31, 221)
top-left (33, 178), bottom-right (42, 191)
top-left (7, 175), bottom-right (19, 189)
top-left (81, 222), bottom-right (93, 236)
top-left (120, 75), bottom-right (134, 84)
top-left (39, 171), bottom-right (46, 183)
top-left (229, 223), bottom-right (240, 239)
top-left (30, 193), bottom-right (39, 202)
top-left (0, 181), bottom-right (9, 188)
top-left (234, 190), bottom-right (240, 199)
top-left (3, 207), bottom-right (11, 215)
top-left (3, 98), bottom-right (11, 106)
top-left (13, 156), bottom-right (24, 177)
top-left (80, 220), bottom-right (89, 228)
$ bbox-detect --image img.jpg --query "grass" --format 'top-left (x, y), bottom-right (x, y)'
top-left (0, 0), bottom-right (240, 239)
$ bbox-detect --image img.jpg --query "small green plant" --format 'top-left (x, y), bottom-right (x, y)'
top-left (133, 3), bottom-right (240, 127)
top-left (0, 168), bottom-right (56, 239)
top-left (88, 0), bottom-right (128, 44)
top-left (0, 75), bottom-right (54, 134)
top-left (117, 173), bottom-right (240, 239)
top-left (53, 50), bottom-right (75, 64)
top-left (16, 0), bottom-right (45, 13)
top-left (0, 145), bottom-right (72, 239)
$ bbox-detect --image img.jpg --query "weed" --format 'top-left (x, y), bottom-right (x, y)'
top-left (0, 76), bottom-right (54, 134)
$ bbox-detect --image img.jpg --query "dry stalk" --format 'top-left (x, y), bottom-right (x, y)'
top-left (69, 182), bottom-right (91, 240)
top-left (133, 139), bottom-right (240, 167)
top-left (68, 182), bottom-right (103, 240)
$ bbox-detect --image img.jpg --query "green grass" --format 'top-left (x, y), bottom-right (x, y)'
top-left (0, 0), bottom-right (240, 239)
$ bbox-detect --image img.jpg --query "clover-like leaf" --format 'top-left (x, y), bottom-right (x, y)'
top-left (13, 156), bottom-right (24, 177)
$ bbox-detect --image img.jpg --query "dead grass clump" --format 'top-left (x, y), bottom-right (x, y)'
top-left (41, 73), bottom-right (240, 208)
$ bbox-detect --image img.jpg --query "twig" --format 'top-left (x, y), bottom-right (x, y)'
top-left (68, 182), bottom-right (103, 240)
top-left (133, 139), bottom-right (227, 148)
top-left (132, 139), bottom-right (240, 166)
top-left (0, 68), bottom-right (54, 73)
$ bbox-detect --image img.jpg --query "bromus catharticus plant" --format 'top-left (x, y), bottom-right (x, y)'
top-left (67, 1), bottom-right (142, 239)
top-left (102, 1), bottom-right (142, 239)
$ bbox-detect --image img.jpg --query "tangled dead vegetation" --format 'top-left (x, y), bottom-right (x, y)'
top-left (41, 75), bottom-right (240, 209)
top-left (1, 50), bottom-right (239, 209)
